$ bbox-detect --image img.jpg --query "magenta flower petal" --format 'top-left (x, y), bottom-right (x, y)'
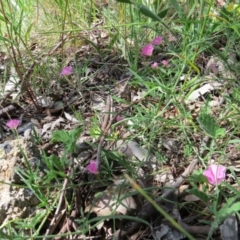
top-left (151, 62), bottom-right (158, 68)
top-left (6, 119), bottom-right (21, 129)
top-left (151, 36), bottom-right (163, 45)
top-left (116, 116), bottom-right (123, 122)
top-left (141, 44), bottom-right (154, 56)
top-left (86, 160), bottom-right (98, 174)
top-left (203, 165), bottom-right (226, 185)
top-left (60, 66), bottom-right (73, 76)
top-left (161, 60), bottom-right (168, 66)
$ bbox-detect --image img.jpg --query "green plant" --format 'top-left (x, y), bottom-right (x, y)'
top-left (1, 0), bottom-right (240, 239)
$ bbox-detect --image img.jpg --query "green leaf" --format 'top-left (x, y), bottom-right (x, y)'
top-left (231, 88), bottom-right (240, 105)
top-left (220, 6), bottom-right (231, 21)
top-left (125, 3), bottom-right (177, 39)
top-left (51, 130), bottom-right (69, 143)
top-left (187, 188), bottom-right (209, 203)
top-left (157, 8), bottom-right (169, 18)
top-left (47, 155), bottom-right (63, 171)
top-left (137, 4), bottom-right (162, 21)
top-left (52, 128), bottom-right (82, 153)
top-left (216, 202), bottom-right (240, 224)
top-left (90, 125), bottom-right (101, 138)
top-left (67, 128), bottom-right (83, 153)
top-left (115, 0), bottom-right (133, 3)
top-left (188, 170), bottom-right (208, 184)
top-left (169, 0), bottom-right (184, 17)
top-left (0, 35), bottom-right (13, 44)
top-left (25, 22), bottom-right (34, 43)
top-left (197, 113), bottom-right (225, 138)
top-left (215, 127), bottom-right (226, 137)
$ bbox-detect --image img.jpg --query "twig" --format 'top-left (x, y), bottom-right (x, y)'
top-left (56, 209), bottom-right (78, 238)
top-left (0, 105), bottom-right (15, 116)
top-left (178, 221), bottom-right (211, 236)
top-left (41, 142), bottom-right (58, 151)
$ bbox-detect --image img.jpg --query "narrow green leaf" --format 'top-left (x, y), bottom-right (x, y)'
top-left (130, 3), bottom-right (178, 40)
top-left (0, 15), bottom-right (5, 21)
top-left (25, 22), bottom-right (34, 43)
top-left (48, 155), bottom-right (63, 171)
top-left (51, 130), bottom-right (69, 143)
top-left (188, 170), bottom-right (208, 184)
top-left (137, 4), bottom-right (162, 21)
top-left (67, 128), bottom-right (83, 152)
top-left (215, 128), bottom-right (226, 137)
top-left (169, 0), bottom-right (184, 17)
top-left (158, 8), bottom-right (169, 18)
top-left (232, 88), bottom-right (240, 105)
top-left (224, 197), bottom-right (240, 208)
top-left (0, 36), bottom-right (13, 44)
top-left (197, 113), bottom-right (217, 137)
top-left (52, 128), bottom-right (82, 153)
top-left (186, 59), bottom-right (200, 74)
top-left (216, 202), bottom-right (240, 224)
top-left (197, 113), bottom-right (225, 138)
top-left (81, 37), bottom-right (103, 58)
top-left (115, 0), bottom-right (133, 3)
top-left (187, 188), bottom-right (209, 203)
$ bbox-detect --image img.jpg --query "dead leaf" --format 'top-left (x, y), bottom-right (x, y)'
top-left (185, 82), bottom-right (222, 104)
top-left (162, 138), bottom-right (179, 154)
top-left (85, 185), bottom-right (136, 216)
top-left (116, 140), bottom-right (151, 162)
top-left (152, 224), bottom-right (185, 240)
top-left (41, 122), bottom-right (52, 133)
top-left (184, 194), bottom-right (200, 202)
top-left (64, 112), bottom-right (80, 124)
top-left (91, 93), bottom-right (105, 111)
top-left (51, 117), bottom-right (65, 130)
top-left (36, 96), bottom-right (53, 108)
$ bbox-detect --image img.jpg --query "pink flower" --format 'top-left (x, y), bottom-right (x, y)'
top-left (141, 44), bottom-right (154, 56)
top-left (60, 66), bottom-right (73, 76)
top-left (203, 165), bottom-right (226, 185)
top-left (161, 60), bottom-right (168, 66)
top-left (151, 36), bottom-right (163, 45)
top-left (116, 116), bottom-right (123, 122)
top-left (151, 62), bottom-right (158, 68)
top-left (86, 160), bottom-right (98, 174)
top-left (6, 119), bottom-right (21, 129)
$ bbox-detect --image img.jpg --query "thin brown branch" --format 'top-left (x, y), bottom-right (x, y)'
top-left (0, 105), bottom-right (15, 116)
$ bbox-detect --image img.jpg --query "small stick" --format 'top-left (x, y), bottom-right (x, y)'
top-left (0, 105), bottom-right (15, 117)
